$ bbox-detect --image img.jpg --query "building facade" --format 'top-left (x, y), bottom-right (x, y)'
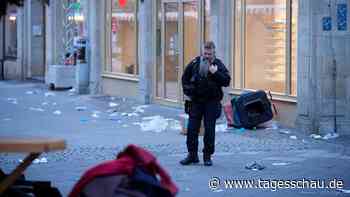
top-left (3, 0), bottom-right (350, 135)
top-left (0, 0), bottom-right (46, 81)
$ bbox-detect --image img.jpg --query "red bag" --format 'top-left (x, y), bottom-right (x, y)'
top-left (224, 101), bottom-right (234, 127)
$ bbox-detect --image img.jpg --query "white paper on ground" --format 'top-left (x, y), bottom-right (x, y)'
top-left (289, 135), bottom-right (297, 140)
top-left (322, 133), bottom-right (339, 140)
top-left (272, 162), bottom-right (290, 166)
top-left (310, 134), bottom-right (322, 139)
top-left (53, 110), bottom-right (62, 115)
top-left (45, 92), bottom-right (55, 97)
top-left (109, 102), bottom-right (119, 107)
top-left (29, 107), bottom-right (45, 112)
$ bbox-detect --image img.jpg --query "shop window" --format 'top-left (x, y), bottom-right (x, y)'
top-left (233, 0), bottom-right (297, 96)
top-left (108, 0), bottom-right (138, 76)
top-left (204, 0), bottom-right (211, 42)
top-left (5, 9), bottom-right (17, 59)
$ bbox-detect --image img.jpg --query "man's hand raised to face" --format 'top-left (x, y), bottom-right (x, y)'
top-left (209, 64), bottom-right (218, 74)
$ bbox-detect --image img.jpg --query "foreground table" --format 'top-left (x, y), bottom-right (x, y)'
top-left (0, 137), bottom-right (66, 195)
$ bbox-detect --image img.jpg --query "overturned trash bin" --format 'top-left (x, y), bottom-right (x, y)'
top-left (232, 90), bottom-right (274, 129)
top-left (74, 37), bottom-right (89, 94)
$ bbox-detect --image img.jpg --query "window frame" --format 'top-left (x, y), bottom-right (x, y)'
top-left (104, 0), bottom-right (139, 79)
top-left (232, 0), bottom-right (297, 98)
top-left (4, 8), bottom-right (18, 60)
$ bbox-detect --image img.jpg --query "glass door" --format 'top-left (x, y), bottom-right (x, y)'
top-left (157, 0), bottom-right (200, 103)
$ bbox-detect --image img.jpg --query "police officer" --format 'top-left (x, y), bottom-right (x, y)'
top-left (180, 41), bottom-right (231, 166)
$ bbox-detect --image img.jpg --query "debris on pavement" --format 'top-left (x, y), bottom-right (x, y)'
top-left (25, 91), bottom-right (34, 95)
top-left (75, 106), bottom-right (87, 111)
top-left (216, 124), bottom-right (228, 133)
top-left (41, 102), bottom-right (49, 106)
top-left (134, 116), bottom-right (180, 133)
top-left (29, 107), bottom-right (45, 112)
top-left (272, 162), bottom-right (290, 166)
top-left (109, 102), bottom-right (119, 107)
top-left (44, 92), bottom-right (55, 97)
top-left (91, 113), bottom-right (100, 118)
top-left (310, 134), bottom-right (322, 140)
top-left (110, 96), bottom-right (116, 101)
top-left (69, 88), bottom-right (76, 92)
top-left (262, 120), bottom-right (279, 130)
top-left (132, 105), bottom-right (148, 113)
top-left (289, 135), bottom-right (297, 140)
top-left (322, 133), bottom-right (339, 140)
top-left (53, 110), bottom-right (62, 115)
top-left (80, 118), bottom-right (89, 123)
top-left (20, 157), bottom-right (48, 164)
top-left (52, 102), bottom-right (57, 106)
top-left (245, 161), bottom-right (265, 171)
top-left (279, 129), bottom-right (291, 135)
top-left (7, 98), bottom-right (18, 104)
top-left (33, 157), bottom-right (48, 164)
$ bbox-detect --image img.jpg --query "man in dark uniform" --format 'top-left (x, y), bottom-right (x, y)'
top-left (180, 41), bottom-right (231, 166)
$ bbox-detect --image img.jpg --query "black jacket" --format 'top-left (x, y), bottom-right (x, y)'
top-left (182, 56), bottom-right (231, 102)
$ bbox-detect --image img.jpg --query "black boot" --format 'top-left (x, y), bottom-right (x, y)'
top-left (180, 153), bottom-right (199, 165)
top-left (203, 153), bottom-right (213, 166)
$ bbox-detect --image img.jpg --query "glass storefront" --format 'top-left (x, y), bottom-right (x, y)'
top-left (107, 0), bottom-right (138, 76)
top-left (5, 7), bottom-right (17, 58)
top-left (233, 0), bottom-right (297, 96)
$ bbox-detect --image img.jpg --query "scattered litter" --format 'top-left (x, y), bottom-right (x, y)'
top-left (289, 135), bottom-right (297, 140)
top-left (264, 121), bottom-right (279, 130)
top-left (75, 106), bottom-right (87, 111)
top-left (216, 124), bottom-right (228, 133)
top-left (91, 113), bottom-right (100, 118)
top-left (272, 162), bottom-right (290, 166)
top-left (41, 102), bottom-right (49, 106)
top-left (279, 129), bottom-right (291, 135)
top-left (109, 112), bottom-right (119, 117)
top-left (29, 107), bottom-right (45, 112)
top-left (92, 110), bottom-right (101, 114)
top-left (69, 88), bottom-right (76, 92)
top-left (121, 112), bottom-right (128, 116)
top-left (52, 102), bottom-right (57, 106)
top-left (184, 187), bottom-right (191, 192)
top-left (337, 189), bottom-right (350, 194)
top-left (109, 117), bottom-right (120, 121)
top-left (109, 102), bottom-right (119, 107)
top-left (26, 91), bottom-right (34, 95)
top-left (310, 134), bottom-right (322, 139)
top-left (80, 118), bottom-right (88, 123)
top-left (21, 158), bottom-right (48, 164)
top-left (33, 157), bottom-right (48, 164)
top-left (122, 98), bottom-right (126, 102)
top-left (44, 92), bottom-right (55, 97)
top-left (106, 109), bottom-right (118, 113)
top-left (8, 98), bottom-right (18, 104)
top-left (128, 113), bottom-right (139, 117)
top-left (167, 119), bottom-right (181, 131)
top-left (302, 139), bottom-right (307, 143)
top-left (132, 105), bottom-right (148, 113)
top-left (322, 133), bottom-right (339, 140)
top-left (212, 189), bottom-right (224, 193)
top-left (122, 124), bottom-right (128, 128)
top-left (110, 97), bottom-right (116, 101)
top-left (68, 93), bottom-right (75, 96)
top-left (53, 110), bottom-right (62, 115)
top-left (245, 161), bottom-right (265, 171)
top-left (138, 116), bottom-right (169, 133)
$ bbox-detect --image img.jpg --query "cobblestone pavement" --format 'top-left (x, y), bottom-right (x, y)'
top-left (1, 81), bottom-right (350, 197)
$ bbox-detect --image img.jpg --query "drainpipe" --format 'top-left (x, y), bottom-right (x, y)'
top-left (1, 17), bottom-right (5, 80)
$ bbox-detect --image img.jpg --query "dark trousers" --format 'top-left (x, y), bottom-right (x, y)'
top-left (187, 100), bottom-right (221, 155)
